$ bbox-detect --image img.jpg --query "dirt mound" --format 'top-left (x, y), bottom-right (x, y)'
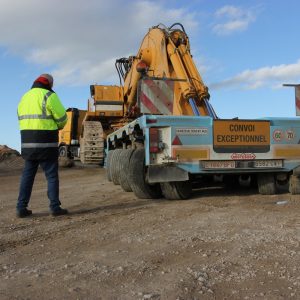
top-left (0, 145), bottom-right (20, 162)
top-left (0, 145), bottom-right (75, 172)
top-left (0, 145), bottom-right (23, 173)
top-left (59, 156), bottom-right (75, 168)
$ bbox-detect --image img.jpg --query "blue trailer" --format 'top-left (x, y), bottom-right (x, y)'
top-left (106, 79), bottom-right (300, 200)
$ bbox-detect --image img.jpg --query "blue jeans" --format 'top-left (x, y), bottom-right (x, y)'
top-left (17, 159), bottom-right (61, 211)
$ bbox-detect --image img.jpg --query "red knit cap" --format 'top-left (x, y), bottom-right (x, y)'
top-left (34, 73), bottom-right (53, 87)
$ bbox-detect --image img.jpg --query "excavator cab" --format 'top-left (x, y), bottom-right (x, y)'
top-left (88, 85), bottom-right (123, 117)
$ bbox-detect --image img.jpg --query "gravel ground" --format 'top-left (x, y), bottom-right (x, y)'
top-left (0, 158), bottom-right (299, 299)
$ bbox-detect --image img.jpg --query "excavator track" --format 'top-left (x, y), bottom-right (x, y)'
top-left (80, 121), bottom-right (104, 165)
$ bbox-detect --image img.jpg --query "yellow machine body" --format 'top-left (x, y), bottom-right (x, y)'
top-left (60, 23), bottom-right (215, 162)
top-left (119, 24), bottom-right (211, 118)
top-left (87, 85), bottom-right (123, 118)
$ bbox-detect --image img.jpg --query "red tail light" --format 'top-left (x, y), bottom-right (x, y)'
top-left (149, 127), bottom-right (160, 153)
top-left (136, 60), bottom-right (148, 73)
top-left (146, 118), bottom-right (157, 124)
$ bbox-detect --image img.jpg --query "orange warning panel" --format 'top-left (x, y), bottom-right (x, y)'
top-left (172, 148), bottom-right (209, 161)
top-left (274, 147), bottom-right (300, 158)
top-left (213, 120), bottom-right (270, 153)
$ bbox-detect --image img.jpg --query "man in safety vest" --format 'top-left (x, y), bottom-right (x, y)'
top-left (17, 74), bottom-right (68, 217)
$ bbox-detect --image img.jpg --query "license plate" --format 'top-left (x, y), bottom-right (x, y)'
top-left (202, 160), bottom-right (236, 169)
top-left (254, 160), bottom-right (283, 168)
top-left (201, 159), bottom-right (283, 169)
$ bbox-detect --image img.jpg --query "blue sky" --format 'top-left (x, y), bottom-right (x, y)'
top-left (1, 0), bottom-right (300, 151)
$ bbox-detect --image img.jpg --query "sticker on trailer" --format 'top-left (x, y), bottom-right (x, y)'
top-left (231, 153), bottom-right (256, 160)
top-left (172, 136), bottom-right (182, 145)
top-left (273, 130), bottom-right (283, 142)
top-left (176, 127), bottom-right (208, 135)
top-left (285, 129), bottom-right (295, 141)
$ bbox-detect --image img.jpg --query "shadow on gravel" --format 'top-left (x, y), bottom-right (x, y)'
top-left (192, 186), bottom-right (258, 199)
top-left (191, 183), bottom-right (289, 200)
top-left (27, 184), bottom-right (290, 218)
top-left (30, 212), bottom-right (53, 218)
top-left (66, 200), bottom-right (157, 216)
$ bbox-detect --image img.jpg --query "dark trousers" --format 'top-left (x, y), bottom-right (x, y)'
top-left (17, 159), bottom-right (61, 211)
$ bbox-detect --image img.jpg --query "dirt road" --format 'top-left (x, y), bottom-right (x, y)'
top-left (0, 159), bottom-right (299, 299)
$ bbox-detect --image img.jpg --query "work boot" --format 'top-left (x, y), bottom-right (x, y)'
top-left (16, 208), bottom-right (32, 218)
top-left (51, 207), bottom-right (68, 216)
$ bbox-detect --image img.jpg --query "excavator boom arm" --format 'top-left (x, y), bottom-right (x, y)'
top-left (119, 23), bottom-right (214, 117)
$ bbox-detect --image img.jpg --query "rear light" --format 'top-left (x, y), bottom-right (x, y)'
top-left (149, 127), bottom-right (160, 153)
top-left (146, 118), bottom-right (157, 124)
top-left (136, 60), bottom-right (148, 73)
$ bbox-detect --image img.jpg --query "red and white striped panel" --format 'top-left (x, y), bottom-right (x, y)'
top-left (139, 79), bottom-right (174, 115)
top-left (296, 86), bottom-right (300, 116)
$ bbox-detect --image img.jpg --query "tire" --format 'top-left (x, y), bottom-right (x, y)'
top-left (289, 175), bottom-right (300, 194)
top-left (119, 149), bottom-right (134, 192)
top-left (106, 150), bottom-right (114, 182)
top-left (110, 149), bottom-right (123, 185)
top-left (257, 173), bottom-right (277, 195)
top-left (161, 181), bottom-right (192, 200)
top-left (128, 149), bottom-right (162, 199)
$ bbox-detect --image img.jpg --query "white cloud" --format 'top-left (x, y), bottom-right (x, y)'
top-left (0, 0), bottom-right (198, 86)
top-left (212, 5), bottom-right (257, 35)
top-left (210, 60), bottom-right (300, 90)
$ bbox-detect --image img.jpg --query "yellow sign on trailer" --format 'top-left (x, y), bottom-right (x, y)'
top-left (213, 120), bottom-right (270, 153)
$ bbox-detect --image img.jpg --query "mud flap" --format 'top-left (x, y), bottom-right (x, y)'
top-left (147, 165), bottom-right (189, 184)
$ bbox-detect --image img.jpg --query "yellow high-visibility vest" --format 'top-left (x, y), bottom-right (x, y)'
top-left (18, 87), bottom-right (67, 130)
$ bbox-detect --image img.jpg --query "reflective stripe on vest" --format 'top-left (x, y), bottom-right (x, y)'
top-left (21, 142), bottom-right (59, 148)
top-left (18, 91), bottom-right (54, 120)
top-left (54, 113), bottom-right (67, 123)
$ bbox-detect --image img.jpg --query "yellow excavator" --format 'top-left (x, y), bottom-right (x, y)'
top-left (58, 85), bottom-right (124, 164)
top-left (59, 23), bottom-right (214, 165)
top-left (120, 23), bottom-right (213, 118)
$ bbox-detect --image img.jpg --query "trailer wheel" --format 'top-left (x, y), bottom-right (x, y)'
top-left (106, 150), bottom-right (114, 182)
top-left (257, 173), bottom-right (277, 195)
top-left (110, 149), bottom-right (123, 185)
top-left (289, 175), bottom-right (300, 194)
top-left (128, 149), bottom-right (162, 199)
top-left (161, 181), bottom-right (192, 200)
top-left (119, 149), bottom-right (134, 192)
